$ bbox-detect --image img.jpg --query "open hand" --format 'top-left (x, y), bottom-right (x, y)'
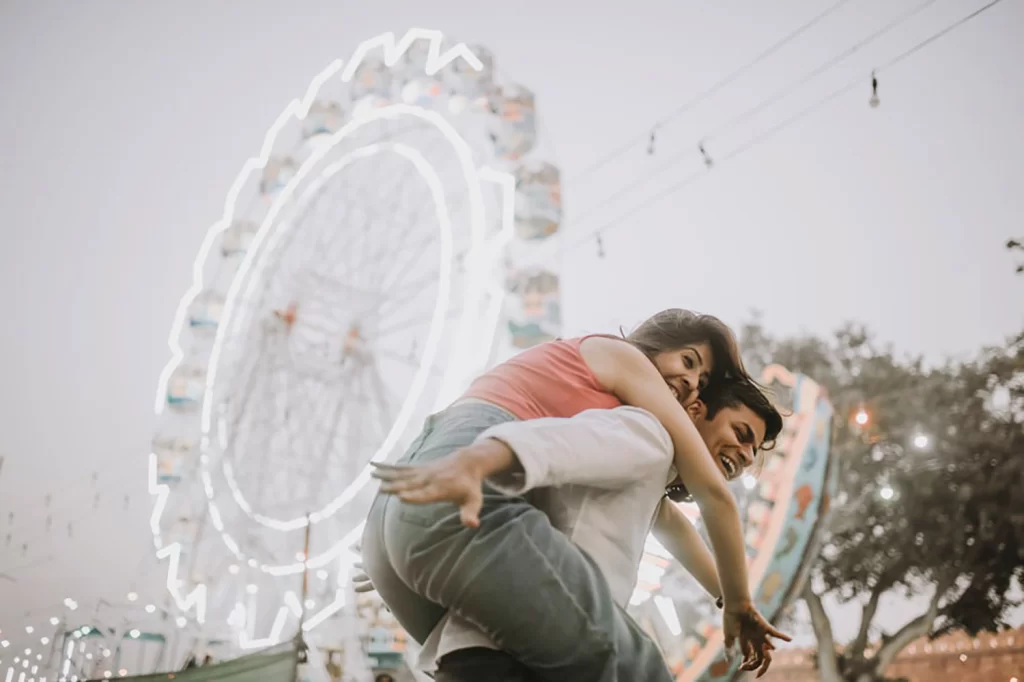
top-left (370, 445), bottom-right (496, 528)
top-left (722, 602), bottom-right (791, 678)
top-left (351, 562), bottom-right (375, 594)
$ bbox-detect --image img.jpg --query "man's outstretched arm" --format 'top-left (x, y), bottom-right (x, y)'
top-left (372, 406), bottom-right (672, 527)
top-left (478, 406), bottom-right (673, 494)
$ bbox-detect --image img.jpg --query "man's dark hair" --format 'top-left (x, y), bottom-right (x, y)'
top-left (701, 377), bottom-right (783, 452)
top-left (664, 378), bottom-right (783, 503)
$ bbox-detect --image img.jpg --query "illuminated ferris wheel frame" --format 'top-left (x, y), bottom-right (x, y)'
top-left (148, 28), bottom-right (516, 641)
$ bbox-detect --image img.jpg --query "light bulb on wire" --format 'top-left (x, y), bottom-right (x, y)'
top-left (869, 71), bottom-right (880, 108)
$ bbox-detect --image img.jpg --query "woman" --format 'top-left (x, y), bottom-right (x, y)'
top-left (361, 308), bottom-right (782, 681)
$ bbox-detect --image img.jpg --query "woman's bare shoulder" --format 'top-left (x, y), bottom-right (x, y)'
top-left (579, 335), bottom-right (650, 390)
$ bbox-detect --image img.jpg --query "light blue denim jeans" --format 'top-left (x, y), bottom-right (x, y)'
top-left (361, 402), bottom-right (672, 682)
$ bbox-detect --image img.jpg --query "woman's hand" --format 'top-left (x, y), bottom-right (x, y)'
top-left (371, 439), bottom-right (513, 528)
top-left (722, 602), bottom-right (791, 678)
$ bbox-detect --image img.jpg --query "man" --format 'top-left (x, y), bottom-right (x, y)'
top-left (368, 378), bottom-right (786, 681)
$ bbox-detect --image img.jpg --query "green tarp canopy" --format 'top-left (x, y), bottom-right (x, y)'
top-left (85, 641), bottom-right (298, 682)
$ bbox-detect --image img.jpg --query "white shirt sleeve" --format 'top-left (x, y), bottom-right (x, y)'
top-left (479, 406), bottom-right (673, 494)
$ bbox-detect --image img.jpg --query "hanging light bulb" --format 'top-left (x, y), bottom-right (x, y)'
top-left (854, 408), bottom-right (869, 426)
top-left (596, 235), bottom-right (605, 258)
top-left (869, 71), bottom-right (880, 108)
top-left (647, 128), bottom-right (657, 155)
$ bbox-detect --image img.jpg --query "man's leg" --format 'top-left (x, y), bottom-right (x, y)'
top-left (434, 648), bottom-right (540, 682)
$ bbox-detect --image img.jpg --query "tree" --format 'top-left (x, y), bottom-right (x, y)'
top-left (739, 318), bottom-right (1024, 682)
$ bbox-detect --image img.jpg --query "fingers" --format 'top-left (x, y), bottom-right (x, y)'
top-left (371, 462), bottom-right (420, 483)
top-left (459, 491), bottom-right (482, 529)
top-left (379, 477), bottom-right (430, 494)
top-left (396, 486), bottom-right (447, 504)
top-left (756, 644), bottom-right (773, 678)
top-left (753, 612), bottom-right (792, 643)
top-left (373, 464), bottom-right (436, 497)
top-left (739, 639), bottom-right (760, 672)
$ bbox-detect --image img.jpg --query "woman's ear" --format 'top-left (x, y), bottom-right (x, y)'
top-left (686, 399), bottom-right (706, 421)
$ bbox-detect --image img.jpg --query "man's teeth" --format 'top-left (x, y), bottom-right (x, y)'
top-left (720, 455), bottom-right (735, 476)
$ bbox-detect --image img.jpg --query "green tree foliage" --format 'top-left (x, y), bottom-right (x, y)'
top-left (739, 317), bottom-right (1023, 681)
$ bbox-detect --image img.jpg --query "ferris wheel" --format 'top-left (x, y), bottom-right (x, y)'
top-left (149, 28), bottom-right (564, 652)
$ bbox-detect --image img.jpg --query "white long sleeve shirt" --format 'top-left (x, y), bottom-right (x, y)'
top-left (416, 406), bottom-right (676, 672)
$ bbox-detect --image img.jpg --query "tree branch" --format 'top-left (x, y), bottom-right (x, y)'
top-left (803, 585), bottom-right (842, 682)
top-left (849, 586), bottom-right (882, 659)
top-left (874, 583), bottom-right (944, 669)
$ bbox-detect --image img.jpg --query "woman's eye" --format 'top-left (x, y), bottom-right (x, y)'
top-left (683, 354), bottom-right (694, 368)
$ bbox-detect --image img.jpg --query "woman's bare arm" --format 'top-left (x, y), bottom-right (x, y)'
top-left (652, 500), bottom-right (722, 600)
top-left (581, 336), bottom-right (753, 611)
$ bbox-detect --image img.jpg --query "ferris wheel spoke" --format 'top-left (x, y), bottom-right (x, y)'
top-left (222, 329), bottom-right (281, 464)
top-left (373, 345), bottom-right (444, 378)
top-left (363, 361), bottom-right (397, 444)
top-left (376, 192), bottom-right (472, 295)
top-left (304, 369), bottom-right (365, 507)
top-left (371, 305), bottom-right (465, 341)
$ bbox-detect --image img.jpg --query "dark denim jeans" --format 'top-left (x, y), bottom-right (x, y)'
top-left (361, 403), bottom-right (672, 682)
top-left (435, 648), bottom-right (541, 682)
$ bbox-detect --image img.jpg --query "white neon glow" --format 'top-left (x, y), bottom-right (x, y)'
top-left (202, 110), bottom-right (481, 530)
top-left (237, 606), bottom-right (289, 650)
top-left (155, 544), bottom-right (207, 623)
top-left (211, 140), bottom-right (459, 534)
top-left (284, 592), bottom-right (303, 618)
top-left (653, 595), bottom-right (682, 636)
top-left (148, 27), bottom-right (510, 644)
top-left (434, 165), bottom-right (516, 408)
top-left (61, 642), bottom-right (72, 678)
top-left (341, 29), bottom-right (483, 81)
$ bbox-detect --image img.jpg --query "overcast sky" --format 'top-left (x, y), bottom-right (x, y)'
top-left (1, 0), bottom-right (1021, 660)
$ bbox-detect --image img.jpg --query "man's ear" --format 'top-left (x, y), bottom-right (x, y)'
top-left (686, 398), bottom-right (707, 421)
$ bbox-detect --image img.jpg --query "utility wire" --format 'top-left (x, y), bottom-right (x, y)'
top-left (547, 0), bottom-right (1007, 263)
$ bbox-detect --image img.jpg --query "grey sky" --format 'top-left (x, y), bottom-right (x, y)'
top-left (1, 0), bottom-right (1021, 660)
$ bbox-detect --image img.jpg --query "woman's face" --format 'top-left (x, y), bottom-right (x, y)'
top-left (651, 342), bottom-right (714, 407)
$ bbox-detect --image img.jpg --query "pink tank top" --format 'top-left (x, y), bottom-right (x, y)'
top-left (460, 336), bottom-right (623, 420)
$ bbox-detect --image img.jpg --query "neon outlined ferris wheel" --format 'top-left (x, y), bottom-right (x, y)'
top-left (147, 28), bottom-right (564, 649)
